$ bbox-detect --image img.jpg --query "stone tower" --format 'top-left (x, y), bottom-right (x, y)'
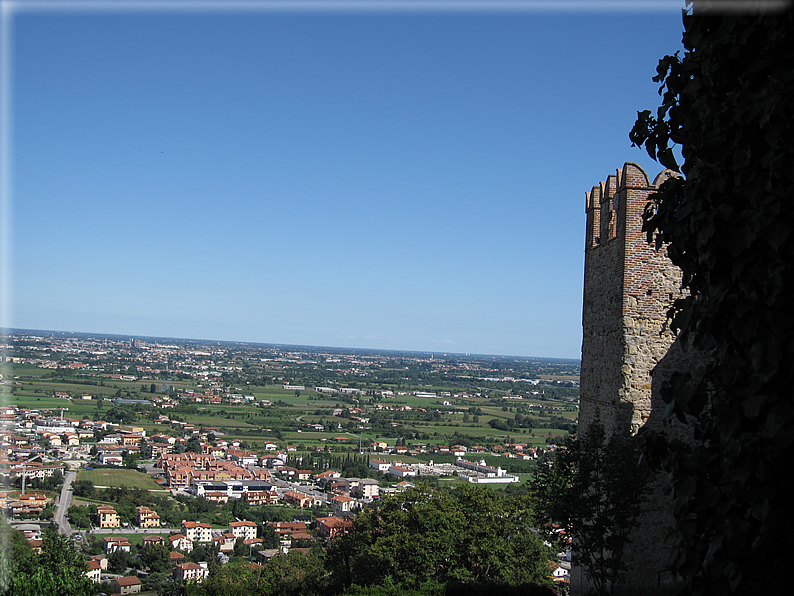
top-left (581, 162), bottom-right (682, 434)
top-left (577, 162), bottom-right (686, 593)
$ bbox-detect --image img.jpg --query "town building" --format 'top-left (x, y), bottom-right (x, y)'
top-left (173, 562), bottom-right (209, 584)
top-left (169, 550), bottom-right (186, 566)
top-left (368, 458), bottom-right (390, 473)
top-left (97, 505), bottom-right (120, 528)
top-left (228, 520), bottom-right (258, 541)
top-left (387, 464), bottom-right (416, 478)
top-left (9, 493), bottom-right (48, 516)
top-left (85, 559), bottom-right (102, 582)
top-left (454, 458), bottom-right (519, 484)
top-left (112, 576), bottom-right (142, 595)
top-left (244, 489), bottom-right (279, 506)
top-left (103, 537), bottom-right (131, 553)
top-left (343, 477), bottom-right (379, 498)
top-left (214, 533), bottom-right (237, 553)
top-left (314, 516), bottom-right (353, 539)
top-left (283, 490), bottom-right (315, 508)
top-left (136, 506), bottom-right (160, 528)
top-left (168, 534), bottom-right (194, 552)
top-left (88, 554), bottom-right (107, 571)
top-left (330, 495), bottom-right (357, 512)
top-left (142, 535), bottom-right (165, 548)
top-left (181, 521), bottom-right (213, 543)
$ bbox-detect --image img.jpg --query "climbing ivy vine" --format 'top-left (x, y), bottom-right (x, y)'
top-left (629, 2), bottom-right (794, 594)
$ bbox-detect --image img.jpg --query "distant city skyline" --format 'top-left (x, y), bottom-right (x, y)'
top-left (3, 1), bottom-right (686, 359)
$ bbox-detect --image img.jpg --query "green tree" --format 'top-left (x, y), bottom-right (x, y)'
top-left (105, 406), bottom-right (136, 423)
top-left (327, 484), bottom-right (553, 593)
top-left (108, 547), bottom-right (131, 574)
top-left (233, 538), bottom-right (247, 558)
top-left (185, 437), bottom-right (202, 453)
top-left (531, 416), bottom-right (649, 596)
top-left (629, 3), bottom-right (794, 594)
top-left (48, 469), bottom-right (64, 489)
top-left (178, 554), bottom-right (326, 596)
top-left (186, 543), bottom-right (216, 564)
top-left (139, 543), bottom-right (171, 573)
top-left (67, 505), bottom-right (91, 529)
top-left (0, 520), bottom-right (36, 591)
top-left (142, 571), bottom-right (171, 593)
top-left (2, 528), bottom-right (96, 596)
top-left (261, 524), bottom-right (280, 549)
top-left (260, 549), bottom-right (327, 596)
top-left (72, 479), bottom-right (95, 498)
top-left (123, 451), bottom-right (141, 469)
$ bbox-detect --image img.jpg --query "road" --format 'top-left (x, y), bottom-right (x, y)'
top-left (54, 470), bottom-right (76, 536)
top-left (90, 527), bottom-right (175, 535)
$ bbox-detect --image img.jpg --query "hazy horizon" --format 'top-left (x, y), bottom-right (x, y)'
top-left (7, 326), bottom-right (582, 363)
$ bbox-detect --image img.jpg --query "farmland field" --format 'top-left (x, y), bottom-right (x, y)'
top-left (4, 336), bottom-right (579, 457)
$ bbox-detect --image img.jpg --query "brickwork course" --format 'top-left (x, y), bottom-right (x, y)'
top-left (576, 162), bottom-right (687, 594)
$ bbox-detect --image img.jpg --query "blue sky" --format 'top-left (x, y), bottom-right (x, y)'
top-left (5, 1), bottom-right (686, 359)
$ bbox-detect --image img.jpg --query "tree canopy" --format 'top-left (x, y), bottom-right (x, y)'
top-left (326, 484), bottom-right (554, 595)
top-left (0, 526), bottom-right (95, 596)
top-left (629, 2), bottom-right (794, 594)
top-left (531, 416), bottom-right (649, 596)
top-left (157, 484), bottom-right (554, 596)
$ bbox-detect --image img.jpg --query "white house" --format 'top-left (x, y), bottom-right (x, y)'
top-left (167, 534), bottom-right (194, 552)
top-left (228, 520), bottom-right (258, 541)
top-left (330, 495), bottom-right (357, 512)
top-left (388, 465), bottom-right (417, 478)
top-left (369, 459), bottom-right (390, 473)
top-left (181, 521), bottom-right (213, 543)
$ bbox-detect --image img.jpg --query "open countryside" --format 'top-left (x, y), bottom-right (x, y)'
top-left (3, 331), bottom-right (578, 452)
top-left (1, 330), bottom-right (578, 594)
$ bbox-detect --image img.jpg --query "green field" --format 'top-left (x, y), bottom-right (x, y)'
top-left (76, 468), bottom-right (163, 490)
top-left (3, 394), bottom-right (105, 418)
top-left (3, 360), bottom-right (575, 452)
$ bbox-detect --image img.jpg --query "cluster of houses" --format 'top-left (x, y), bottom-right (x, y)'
top-left (87, 518), bottom-right (262, 587)
top-left (85, 534), bottom-right (214, 591)
top-left (1, 407), bottom-right (93, 461)
top-left (0, 491), bottom-right (50, 516)
top-left (86, 515), bottom-right (358, 588)
top-left (157, 451), bottom-right (271, 489)
top-left (154, 448), bottom-right (385, 514)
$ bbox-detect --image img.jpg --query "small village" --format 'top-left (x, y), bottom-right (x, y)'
top-left (0, 382), bottom-right (572, 594)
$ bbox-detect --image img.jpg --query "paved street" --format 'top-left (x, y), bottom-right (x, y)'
top-left (54, 470), bottom-right (77, 536)
top-left (89, 527), bottom-right (176, 535)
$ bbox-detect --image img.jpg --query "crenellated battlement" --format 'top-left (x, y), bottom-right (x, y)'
top-left (584, 162), bottom-right (660, 255)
